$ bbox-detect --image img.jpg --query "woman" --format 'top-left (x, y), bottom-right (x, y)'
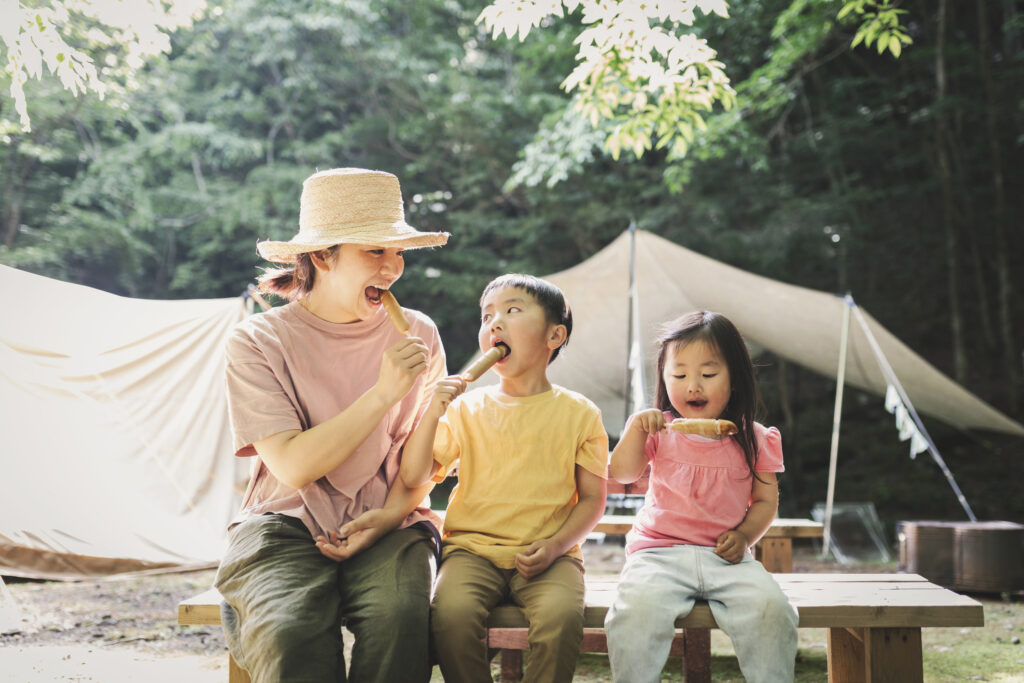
top-left (215, 168), bottom-right (448, 682)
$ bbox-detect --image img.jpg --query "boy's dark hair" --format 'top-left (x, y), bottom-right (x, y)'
top-left (480, 273), bottom-right (573, 363)
top-left (654, 310), bottom-right (765, 480)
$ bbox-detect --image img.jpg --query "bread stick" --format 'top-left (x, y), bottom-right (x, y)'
top-left (380, 290), bottom-right (410, 335)
top-left (667, 418), bottom-right (738, 437)
top-left (461, 344), bottom-right (509, 382)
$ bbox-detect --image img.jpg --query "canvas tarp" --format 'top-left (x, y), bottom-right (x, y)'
top-left (0, 265), bottom-right (248, 579)
top-left (464, 230), bottom-right (1024, 439)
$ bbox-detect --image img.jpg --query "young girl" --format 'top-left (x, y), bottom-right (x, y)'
top-left (605, 310), bottom-right (798, 683)
top-left (401, 273), bottom-right (608, 683)
top-left (215, 168), bottom-right (448, 682)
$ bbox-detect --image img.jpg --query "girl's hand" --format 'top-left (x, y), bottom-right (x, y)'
top-left (714, 529), bottom-right (750, 564)
top-left (630, 409), bottom-right (666, 435)
top-left (427, 375), bottom-right (467, 419)
top-left (376, 336), bottom-right (429, 405)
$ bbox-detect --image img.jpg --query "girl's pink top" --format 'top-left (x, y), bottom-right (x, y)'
top-left (626, 414), bottom-right (784, 554)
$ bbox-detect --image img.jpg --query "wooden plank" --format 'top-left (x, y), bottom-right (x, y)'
top-left (762, 518), bottom-right (825, 538)
top-left (177, 587), bottom-right (223, 625)
top-left (683, 628), bottom-right (711, 683)
top-left (592, 516), bottom-right (824, 538)
top-left (866, 627), bottom-right (923, 682)
top-left (488, 627), bottom-right (687, 655)
top-left (755, 537), bottom-right (793, 572)
top-left (183, 574), bottom-right (982, 632)
top-left (773, 573), bottom-right (929, 582)
top-left (592, 515), bottom-right (635, 535)
top-left (228, 655), bottom-right (251, 683)
top-left (828, 626), bottom-right (866, 683)
top-left (499, 649), bottom-right (523, 682)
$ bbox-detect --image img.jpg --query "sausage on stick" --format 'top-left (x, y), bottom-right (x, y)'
top-left (380, 290), bottom-right (411, 335)
top-left (461, 344), bottom-right (509, 382)
top-left (667, 418), bottom-right (738, 437)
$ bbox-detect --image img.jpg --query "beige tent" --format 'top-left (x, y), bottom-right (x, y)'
top-left (465, 229), bottom-right (1024, 440)
top-left (0, 265), bottom-right (248, 579)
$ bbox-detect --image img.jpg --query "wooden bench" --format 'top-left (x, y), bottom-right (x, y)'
top-left (178, 572), bottom-right (983, 683)
top-left (593, 515), bottom-right (823, 573)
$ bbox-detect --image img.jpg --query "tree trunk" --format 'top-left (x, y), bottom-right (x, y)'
top-left (934, 0), bottom-right (968, 384)
top-left (978, 0), bottom-right (1020, 413)
top-left (2, 183), bottom-right (22, 248)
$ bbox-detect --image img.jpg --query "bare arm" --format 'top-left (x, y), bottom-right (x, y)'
top-left (609, 409), bottom-right (664, 483)
top-left (255, 336), bottom-right (429, 490)
top-left (316, 471), bottom-right (436, 562)
top-left (515, 465), bottom-right (607, 579)
top-left (715, 472), bottom-right (779, 563)
top-left (400, 375), bottom-right (466, 487)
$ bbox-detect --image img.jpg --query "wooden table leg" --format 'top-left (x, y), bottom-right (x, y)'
top-left (755, 538), bottom-right (793, 573)
top-left (827, 627), bottom-right (923, 683)
top-left (682, 627), bottom-right (711, 683)
top-left (228, 653), bottom-right (251, 683)
top-left (499, 649), bottom-right (523, 682)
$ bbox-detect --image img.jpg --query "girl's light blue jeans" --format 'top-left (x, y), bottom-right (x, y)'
top-left (605, 544), bottom-right (798, 683)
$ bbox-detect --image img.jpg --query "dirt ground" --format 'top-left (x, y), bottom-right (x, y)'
top-left (1, 540), bottom-right (1010, 683)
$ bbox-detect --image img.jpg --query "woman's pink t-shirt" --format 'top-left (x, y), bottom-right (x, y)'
top-left (224, 301), bottom-right (446, 539)
top-left (626, 415), bottom-right (784, 554)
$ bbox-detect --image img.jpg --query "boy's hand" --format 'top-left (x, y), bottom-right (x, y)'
top-left (630, 409), bottom-right (666, 435)
top-left (514, 539), bottom-right (558, 579)
top-left (427, 375), bottom-right (467, 418)
top-left (314, 509), bottom-right (398, 562)
top-left (376, 336), bottom-right (429, 406)
top-left (714, 529), bottom-right (749, 564)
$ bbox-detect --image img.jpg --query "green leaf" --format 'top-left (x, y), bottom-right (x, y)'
top-left (889, 35), bottom-right (901, 57)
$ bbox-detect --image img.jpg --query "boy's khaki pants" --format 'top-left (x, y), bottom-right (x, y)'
top-left (431, 549), bottom-right (584, 683)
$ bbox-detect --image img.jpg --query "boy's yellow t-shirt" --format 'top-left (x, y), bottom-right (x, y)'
top-left (431, 384), bottom-right (609, 569)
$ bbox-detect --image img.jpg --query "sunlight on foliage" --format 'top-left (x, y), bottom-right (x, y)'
top-left (480, 0), bottom-right (912, 188)
top-left (479, 0), bottom-right (736, 175)
top-left (1, 0), bottom-right (206, 132)
top-left (839, 0), bottom-right (912, 57)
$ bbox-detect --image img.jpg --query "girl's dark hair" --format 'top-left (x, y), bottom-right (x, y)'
top-left (480, 273), bottom-right (573, 363)
top-left (654, 310), bottom-right (765, 480)
top-left (256, 245), bottom-right (340, 301)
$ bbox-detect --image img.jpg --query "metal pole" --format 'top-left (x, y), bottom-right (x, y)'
top-left (822, 294), bottom-right (852, 557)
top-left (850, 302), bottom-right (977, 521)
top-left (624, 221), bottom-right (638, 427)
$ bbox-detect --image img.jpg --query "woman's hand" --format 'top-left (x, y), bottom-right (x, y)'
top-left (714, 529), bottom-right (750, 564)
top-left (314, 508), bottom-right (400, 562)
top-left (375, 336), bottom-right (429, 406)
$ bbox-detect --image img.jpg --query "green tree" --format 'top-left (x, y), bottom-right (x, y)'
top-left (1, 0), bottom-right (206, 131)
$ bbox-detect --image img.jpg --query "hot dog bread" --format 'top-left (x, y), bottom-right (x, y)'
top-left (667, 418), bottom-right (738, 437)
top-left (461, 344), bottom-right (509, 382)
top-left (380, 290), bottom-right (410, 335)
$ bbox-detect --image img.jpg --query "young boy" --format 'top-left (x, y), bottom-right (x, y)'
top-left (401, 273), bottom-right (608, 683)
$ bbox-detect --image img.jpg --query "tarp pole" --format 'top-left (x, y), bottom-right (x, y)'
top-left (246, 283), bottom-right (271, 312)
top-left (624, 221), bottom-right (638, 427)
top-left (850, 301), bottom-right (977, 521)
top-left (822, 294), bottom-right (852, 557)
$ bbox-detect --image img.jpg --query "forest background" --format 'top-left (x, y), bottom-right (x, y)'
top-left (2, 0), bottom-right (1022, 540)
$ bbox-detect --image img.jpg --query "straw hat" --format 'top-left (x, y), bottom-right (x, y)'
top-left (256, 168), bottom-right (449, 263)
